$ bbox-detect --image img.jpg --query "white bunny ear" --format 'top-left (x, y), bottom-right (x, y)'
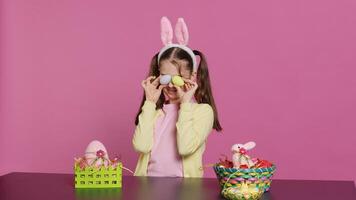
top-left (161, 16), bottom-right (173, 45)
top-left (175, 17), bottom-right (189, 45)
top-left (243, 141), bottom-right (256, 150)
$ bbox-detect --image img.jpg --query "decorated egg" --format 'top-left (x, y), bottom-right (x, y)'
top-left (172, 75), bottom-right (184, 86)
top-left (85, 140), bottom-right (110, 167)
top-left (159, 74), bottom-right (171, 85)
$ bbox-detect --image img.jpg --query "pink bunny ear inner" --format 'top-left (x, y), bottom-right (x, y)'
top-left (161, 16), bottom-right (173, 45)
top-left (244, 142), bottom-right (256, 150)
top-left (175, 18), bottom-right (189, 45)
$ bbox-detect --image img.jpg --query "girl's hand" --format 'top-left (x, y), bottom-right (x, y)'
top-left (141, 76), bottom-right (165, 103)
top-left (174, 79), bottom-right (198, 103)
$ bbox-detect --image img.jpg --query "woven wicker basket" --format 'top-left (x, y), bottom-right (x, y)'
top-left (221, 184), bottom-right (264, 200)
top-left (213, 164), bottom-right (276, 192)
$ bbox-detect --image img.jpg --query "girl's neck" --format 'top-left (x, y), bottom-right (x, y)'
top-left (166, 99), bottom-right (180, 104)
top-left (165, 97), bottom-right (197, 104)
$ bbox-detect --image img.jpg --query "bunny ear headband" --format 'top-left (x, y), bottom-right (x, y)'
top-left (158, 16), bottom-right (198, 71)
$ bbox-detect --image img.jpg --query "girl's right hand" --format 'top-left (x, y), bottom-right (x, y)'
top-left (141, 75), bottom-right (165, 104)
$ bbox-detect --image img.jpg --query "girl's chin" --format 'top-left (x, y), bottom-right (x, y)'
top-left (163, 92), bottom-right (179, 102)
top-left (166, 95), bottom-right (179, 101)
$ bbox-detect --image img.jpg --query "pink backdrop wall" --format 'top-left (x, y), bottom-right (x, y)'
top-left (1, 0), bottom-right (355, 182)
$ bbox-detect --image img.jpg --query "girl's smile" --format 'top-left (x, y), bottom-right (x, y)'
top-left (165, 87), bottom-right (177, 93)
top-left (163, 86), bottom-right (179, 102)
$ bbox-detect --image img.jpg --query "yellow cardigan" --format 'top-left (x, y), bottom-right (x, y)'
top-left (132, 100), bottom-right (214, 177)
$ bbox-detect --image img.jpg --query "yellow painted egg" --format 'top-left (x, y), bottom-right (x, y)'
top-left (172, 75), bottom-right (184, 86)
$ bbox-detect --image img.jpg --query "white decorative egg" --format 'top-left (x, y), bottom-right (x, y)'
top-left (160, 74), bottom-right (172, 85)
top-left (84, 140), bottom-right (109, 167)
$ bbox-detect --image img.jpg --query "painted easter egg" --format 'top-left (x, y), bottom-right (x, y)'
top-left (85, 140), bottom-right (110, 167)
top-left (159, 74), bottom-right (172, 85)
top-left (172, 75), bottom-right (184, 86)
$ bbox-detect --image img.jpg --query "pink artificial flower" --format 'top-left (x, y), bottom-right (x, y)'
top-left (240, 148), bottom-right (247, 155)
top-left (78, 157), bottom-right (88, 169)
top-left (111, 156), bottom-right (119, 163)
top-left (96, 150), bottom-right (105, 158)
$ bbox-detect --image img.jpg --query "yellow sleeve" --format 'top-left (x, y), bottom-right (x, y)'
top-left (176, 103), bottom-right (214, 156)
top-left (132, 100), bottom-right (157, 154)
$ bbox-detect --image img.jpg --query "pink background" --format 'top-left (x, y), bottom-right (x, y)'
top-left (1, 0), bottom-right (355, 182)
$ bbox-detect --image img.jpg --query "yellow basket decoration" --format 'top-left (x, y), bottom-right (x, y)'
top-left (73, 149), bottom-right (130, 189)
top-left (74, 162), bottom-right (122, 188)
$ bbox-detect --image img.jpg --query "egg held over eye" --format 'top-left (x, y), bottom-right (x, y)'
top-left (172, 75), bottom-right (184, 87)
top-left (159, 74), bottom-right (172, 85)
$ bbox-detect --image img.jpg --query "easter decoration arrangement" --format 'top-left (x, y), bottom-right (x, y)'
top-left (160, 74), bottom-right (185, 87)
top-left (74, 141), bottom-right (133, 188)
top-left (213, 141), bottom-right (276, 200)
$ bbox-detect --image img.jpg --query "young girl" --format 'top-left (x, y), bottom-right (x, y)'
top-left (132, 16), bottom-right (222, 178)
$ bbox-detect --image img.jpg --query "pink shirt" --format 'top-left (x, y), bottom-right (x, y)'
top-left (147, 103), bottom-right (183, 177)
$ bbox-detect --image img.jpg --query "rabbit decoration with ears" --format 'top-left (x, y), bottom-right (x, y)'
top-left (231, 141), bottom-right (257, 169)
top-left (158, 16), bottom-right (198, 72)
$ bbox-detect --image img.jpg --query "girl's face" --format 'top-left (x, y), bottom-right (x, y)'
top-left (159, 60), bottom-right (196, 103)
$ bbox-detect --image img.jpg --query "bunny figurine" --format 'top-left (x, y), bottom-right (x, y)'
top-left (231, 141), bottom-right (256, 169)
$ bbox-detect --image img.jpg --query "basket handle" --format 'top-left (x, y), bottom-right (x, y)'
top-left (121, 165), bottom-right (134, 174)
top-left (222, 170), bottom-right (266, 191)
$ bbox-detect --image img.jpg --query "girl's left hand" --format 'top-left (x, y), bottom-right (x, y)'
top-left (174, 79), bottom-right (198, 103)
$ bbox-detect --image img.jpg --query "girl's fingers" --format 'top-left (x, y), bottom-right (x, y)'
top-left (158, 84), bottom-right (165, 91)
top-left (187, 83), bottom-right (195, 91)
top-left (188, 83), bottom-right (193, 89)
top-left (181, 77), bottom-right (190, 82)
top-left (181, 77), bottom-right (189, 82)
top-left (174, 85), bottom-right (183, 94)
top-left (145, 76), bottom-right (156, 84)
top-left (182, 79), bottom-right (196, 88)
top-left (186, 80), bottom-right (198, 89)
top-left (193, 82), bottom-right (198, 89)
top-left (152, 75), bottom-right (161, 85)
top-left (141, 80), bottom-right (147, 88)
top-left (183, 79), bottom-right (196, 85)
top-left (145, 76), bottom-right (155, 81)
top-left (142, 76), bottom-right (153, 87)
top-left (184, 81), bottom-right (197, 91)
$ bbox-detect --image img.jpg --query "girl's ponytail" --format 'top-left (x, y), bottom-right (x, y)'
top-left (193, 50), bottom-right (222, 132)
top-left (134, 53), bottom-right (165, 125)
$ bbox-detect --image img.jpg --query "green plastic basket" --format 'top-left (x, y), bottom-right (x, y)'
top-left (74, 162), bottom-right (122, 188)
top-left (213, 164), bottom-right (276, 192)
